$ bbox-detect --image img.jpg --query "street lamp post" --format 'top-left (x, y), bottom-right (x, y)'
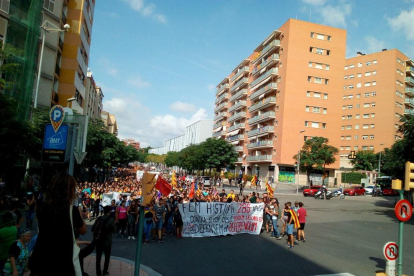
top-left (378, 143), bottom-right (385, 176)
top-left (297, 130), bottom-right (305, 194)
top-left (34, 21), bottom-right (70, 108)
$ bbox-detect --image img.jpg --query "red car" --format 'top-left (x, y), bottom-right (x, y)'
top-left (303, 186), bottom-right (322, 197)
top-left (344, 186), bottom-right (366, 196)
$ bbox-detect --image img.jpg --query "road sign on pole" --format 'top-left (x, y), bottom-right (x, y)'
top-left (49, 105), bottom-right (65, 133)
top-left (42, 124), bottom-right (69, 163)
top-left (395, 199), bottom-right (413, 222)
top-left (384, 242), bottom-right (399, 261)
top-left (348, 151), bottom-right (356, 159)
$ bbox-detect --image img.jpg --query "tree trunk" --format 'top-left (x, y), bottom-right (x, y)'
top-left (307, 170), bottom-right (311, 187)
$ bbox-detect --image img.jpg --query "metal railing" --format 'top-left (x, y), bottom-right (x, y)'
top-left (248, 111), bottom-right (275, 125)
top-left (229, 100), bottom-right (247, 112)
top-left (230, 89), bottom-right (248, 102)
top-left (246, 155), bottom-right (273, 161)
top-left (216, 93), bottom-right (229, 104)
top-left (247, 126), bottom-right (274, 137)
top-left (253, 40), bottom-right (281, 63)
top-left (252, 54), bottom-right (280, 75)
top-left (228, 112), bottom-right (247, 123)
top-left (230, 77), bottom-right (249, 92)
top-left (216, 83), bottom-right (229, 96)
top-left (228, 123), bottom-right (245, 132)
top-left (250, 83), bottom-right (277, 100)
top-left (231, 66), bottom-right (250, 82)
top-left (250, 68), bottom-right (278, 88)
top-left (249, 97), bottom-right (276, 112)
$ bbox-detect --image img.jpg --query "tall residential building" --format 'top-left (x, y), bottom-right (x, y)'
top-left (84, 70), bottom-right (103, 120)
top-left (57, 0), bottom-right (95, 113)
top-left (149, 119), bottom-right (214, 155)
top-left (36, 0), bottom-right (68, 108)
top-left (340, 49), bottom-right (413, 168)
top-left (101, 111), bottom-right (118, 136)
top-left (213, 19), bottom-right (346, 185)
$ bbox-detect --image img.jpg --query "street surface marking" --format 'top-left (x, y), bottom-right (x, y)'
top-left (314, 273), bottom-right (355, 276)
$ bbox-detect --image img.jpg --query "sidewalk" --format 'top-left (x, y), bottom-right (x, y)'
top-left (23, 255), bottom-right (161, 276)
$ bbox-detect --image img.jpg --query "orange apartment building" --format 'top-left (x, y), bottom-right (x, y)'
top-left (57, 0), bottom-right (94, 112)
top-left (340, 49), bottom-right (414, 169)
top-left (213, 19), bottom-right (346, 186)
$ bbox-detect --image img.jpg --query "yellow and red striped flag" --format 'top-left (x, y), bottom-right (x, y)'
top-left (266, 181), bottom-right (274, 197)
top-left (251, 175), bottom-right (258, 187)
top-left (171, 170), bottom-right (177, 188)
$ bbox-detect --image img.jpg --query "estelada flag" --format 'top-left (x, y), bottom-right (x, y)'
top-left (189, 179), bottom-right (195, 199)
top-left (289, 208), bottom-right (301, 228)
top-left (251, 175), bottom-right (257, 186)
top-left (266, 181), bottom-right (274, 197)
top-left (155, 175), bottom-right (172, 196)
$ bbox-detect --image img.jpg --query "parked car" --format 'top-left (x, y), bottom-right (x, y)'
top-left (365, 185), bottom-right (375, 195)
top-left (303, 186), bottom-right (322, 197)
top-left (200, 176), bottom-right (211, 187)
top-left (344, 186), bottom-right (366, 196)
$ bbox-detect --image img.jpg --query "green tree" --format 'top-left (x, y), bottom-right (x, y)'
top-left (293, 137), bottom-right (339, 184)
top-left (200, 138), bottom-right (238, 174)
top-left (350, 150), bottom-right (377, 171)
top-left (165, 151), bottom-right (180, 168)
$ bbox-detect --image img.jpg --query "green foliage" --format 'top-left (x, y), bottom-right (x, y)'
top-left (145, 154), bottom-right (166, 164)
top-left (164, 151), bottom-right (180, 167)
top-left (350, 150), bottom-right (377, 171)
top-left (224, 172), bottom-right (235, 180)
top-left (293, 137), bottom-right (339, 184)
top-left (85, 119), bottom-right (141, 167)
top-left (341, 172), bottom-right (367, 184)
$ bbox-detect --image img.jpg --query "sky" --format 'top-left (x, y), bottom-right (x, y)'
top-left (89, 0), bottom-right (414, 148)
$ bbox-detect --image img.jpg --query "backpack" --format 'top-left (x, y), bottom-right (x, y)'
top-left (93, 216), bottom-right (110, 241)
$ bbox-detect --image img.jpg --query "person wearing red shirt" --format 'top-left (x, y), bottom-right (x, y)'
top-left (297, 202), bottom-right (307, 242)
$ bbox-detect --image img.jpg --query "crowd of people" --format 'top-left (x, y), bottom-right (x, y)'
top-left (0, 166), bottom-right (308, 275)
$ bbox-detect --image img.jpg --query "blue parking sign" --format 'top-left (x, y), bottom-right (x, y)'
top-left (42, 124), bottom-right (69, 162)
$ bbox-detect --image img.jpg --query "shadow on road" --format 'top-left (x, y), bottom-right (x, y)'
top-left (369, 256), bottom-right (386, 269)
top-left (373, 196), bottom-right (414, 225)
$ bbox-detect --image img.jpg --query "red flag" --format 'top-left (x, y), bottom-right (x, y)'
top-left (155, 175), bottom-right (172, 196)
top-left (189, 179), bottom-right (195, 199)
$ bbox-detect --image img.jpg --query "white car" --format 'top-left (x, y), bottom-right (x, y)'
top-left (365, 185), bottom-right (375, 195)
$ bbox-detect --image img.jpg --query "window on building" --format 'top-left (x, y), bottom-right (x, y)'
top-left (362, 135), bottom-right (368, 140)
top-left (357, 73), bottom-right (361, 78)
top-left (358, 62), bottom-right (362, 67)
top-left (356, 104), bottom-right (360, 108)
top-left (346, 125), bottom-right (352, 130)
top-left (345, 66), bottom-right (348, 70)
top-left (314, 92), bottom-right (320, 98)
top-left (341, 136), bottom-right (344, 140)
top-left (345, 146), bottom-right (351, 150)
top-left (311, 122), bottom-right (319, 128)
top-left (325, 79), bottom-right (329, 85)
top-left (372, 81), bottom-right (376, 86)
top-left (365, 82), bottom-right (371, 87)
top-left (347, 115), bottom-right (352, 119)
top-left (354, 146), bottom-right (358, 150)
top-left (342, 116), bottom-right (345, 120)
top-left (344, 76), bottom-right (348, 80)
top-left (315, 77), bottom-right (322, 84)
top-left (371, 92), bottom-right (376, 96)
top-left (349, 65), bottom-right (355, 69)
top-left (357, 83), bottom-right (361, 88)
top-left (44, 0), bottom-right (54, 12)
top-left (355, 124), bottom-right (359, 129)
top-left (308, 76), bottom-right (312, 82)
top-left (346, 136), bottom-right (351, 140)
top-left (373, 60), bottom-right (377, 64)
top-left (349, 75), bottom-right (355, 79)
top-left (364, 103), bottom-right (369, 108)
top-left (317, 34), bottom-right (324, 40)
top-left (324, 94), bottom-right (328, 99)
top-left (371, 102), bottom-right (376, 107)
top-left (306, 106), bottom-right (310, 112)
top-left (307, 91), bottom-right (311, 97)
top-left (363, 124), bottom-right (369, 129)
top-left (348, 95), bottom-right (353, 99)
top-left (356, 94), bottom-right (360, 98)
top-left (309, 62), bottom-right (313, 67)
top-left (347, 105), bottom-right (353, 109)
top-left (316, 48), bottom-right (323, 54)
top-left (356, 114), bottom-right (360, 119)
top-left (323, 108), bottom-right (327, 114)
top-left (362, 146), bottom-right (368, 150)
top-left (371, 113), bottom-right (375, 118)
top-left (325, 64), bottom-right (330, 70)
top-left (326, 50), bottom-right (330, 56)
top-left (363, 114), bottom-right (369, 118)
top-left (366, 61), bottom-right (372, 66)
top-left (315, 63), bottom-right (323, 69)
top-left (364, 93), bottom-right (370, 97)
top-left (355, 136), bottom-right (358, 140)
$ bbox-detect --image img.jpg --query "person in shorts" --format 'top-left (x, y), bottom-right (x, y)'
top-left (297, 202), bottom-right (307, 242)
top-left (153, 198), bottom-right (166, 243)
top-left (285, 202), bottom-right (294, 249)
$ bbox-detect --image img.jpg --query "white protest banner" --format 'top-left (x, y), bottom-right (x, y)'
top-left (101, 192), bottom-right (131, 206)
top-left (178, 202), bottom-right (264, 237)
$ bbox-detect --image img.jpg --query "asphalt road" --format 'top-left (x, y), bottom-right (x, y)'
top-left (83, 193), bottom-right (414, 276)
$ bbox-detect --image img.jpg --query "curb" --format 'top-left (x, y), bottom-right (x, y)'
top-left (90, 253), bottom-right (163, 276)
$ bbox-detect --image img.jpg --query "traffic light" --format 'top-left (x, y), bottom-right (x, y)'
top-left (392, 179), bottom-right (402, 190)
top-left (404, 161), bottom-right (414, 191)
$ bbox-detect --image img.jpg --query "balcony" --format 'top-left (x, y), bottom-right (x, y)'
top-left (77, 48), bottom-right (87, 78)
top-left (250, 68), bottom-right (279, 90)
top-left (231, 66), bottom-right (250, 82)
top-left (252, 40), bottom-right (281, 64)
top-left (214, 112), bottom-right (227, 121)
top-left (250, 82), bottom-right (278, 101)
top-left (248, 111), bottom-right (275, 125)
top-left (213, 123), bottom-right (224, 129)
top-left (252, 54), bottom-right (280, 77)
top-left (226, 134), bottom-right (244, 142)
top-left (247, 126), bottom-right (274, 137)
top-left (407, 66), bottom-right (414, 74)
top-left (249, 97), bottom-right (276, 113)
top-left (213, 131), bottom-right (226, 137)
top-left (405, 109), bottom-right (414, 115)
top-left (406, 87), bottom-right (414, 97)
top-left (230, 77), bottom-right (249, 93)
top-left (228, 100), bottom-right (247, 113)
top-left (216, 93), bottom-right (229, 104)
top-left (61, 11), bottom-right (67, 24)
top-left (247, 140), bottom-right (273, 149)
top-left (216, 83), bottom-right (229, 96)
top-left (58, 38), bottom-right (64, 51)
top-left (230, 89), bottom-right (248, 102)
top-left (236, 157), bottom-right (243, 163)
top-left (214, 102), bottom-right (228, 113)
top-left (228, 112), bottom-right (247, 123)
top-left (246, 155), bottom-right (273, 162)
top-left (234, 146), bottom-right (244, 152)
top-left (406, 77), bottom-right (414, 86)
top-left (228, 123), bottom-right (245, 132)
top-left (405, 98), bottom-right (414, 107)
top-left (54, 64), bottom-right (60, 76)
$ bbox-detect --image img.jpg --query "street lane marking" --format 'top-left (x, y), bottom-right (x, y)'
top-left (314, 274), bottom-right (355, 276)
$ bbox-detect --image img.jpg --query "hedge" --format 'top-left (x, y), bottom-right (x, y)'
top-left (341, 172), bottom-right (367, 184)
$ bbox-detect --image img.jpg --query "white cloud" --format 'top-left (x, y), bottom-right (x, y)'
top-left (120, 0), bottom-right (167, 24)
top-left (207, 84), bottom-right (215, 92)
top-left (170, 101), bottom-right (197, 113)
top-left (319, 3), bottom-right (352, 27)
top-left (364, 36), bottom-right (386, 54)
top-left (103, 97), bottom-right (208, 147)
top-left (302, 0), bottom-right (327, 5)
top-left (127, 76), bottom-right (150, 89)
top-left (99, 57), bottom-right (118, 77)
top-left (388, 8), bottom-right (414, 41)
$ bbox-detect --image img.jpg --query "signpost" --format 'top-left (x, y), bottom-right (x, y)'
top-left (348, 151), bottom-right (356, 159)
top-left (383, 242), bottom-right (398, 275)
top-left (42, 124), bottom-right (69, 163)
top-left (395, 199), bottom-right (413, 222)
